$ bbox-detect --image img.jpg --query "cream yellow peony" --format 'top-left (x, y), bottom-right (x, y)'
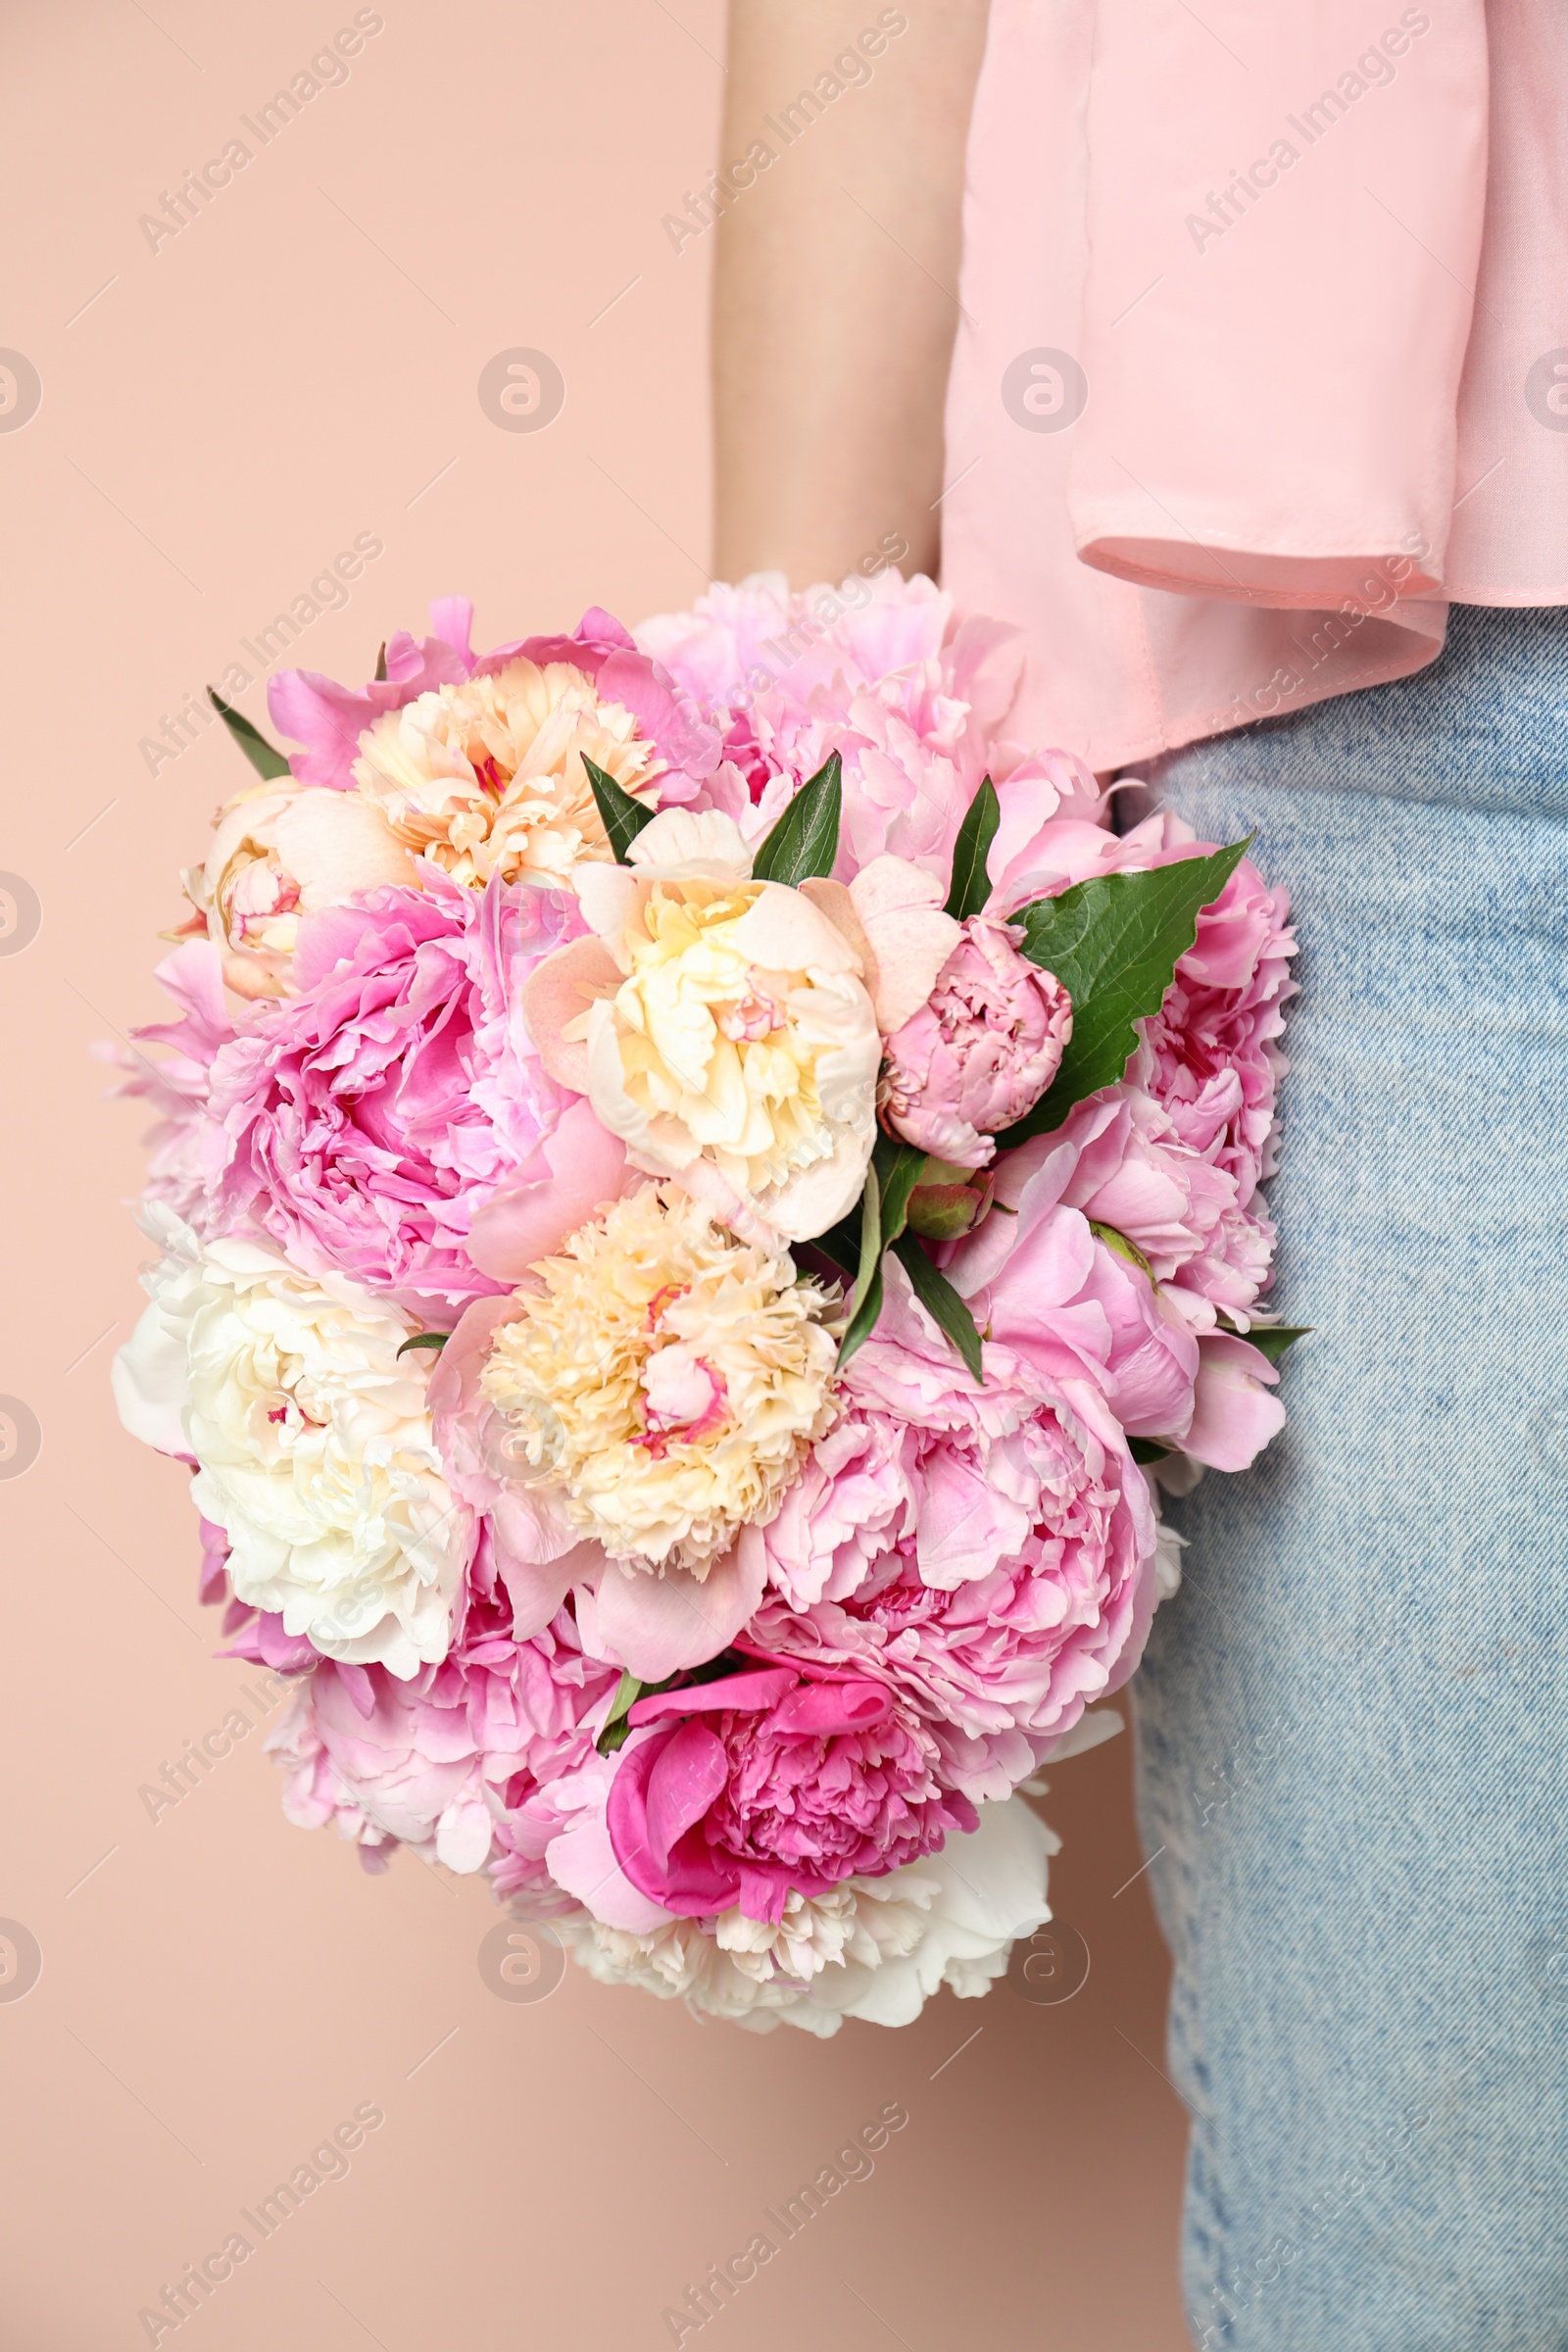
top-left (522, 809), bottom-right (884, 1244)
top-left (185, 659), bottom-right (661, 994)
top-left (478, 1183), bottom-right (842, 1576)
top-left (347, 658), bottom-right (660, 889)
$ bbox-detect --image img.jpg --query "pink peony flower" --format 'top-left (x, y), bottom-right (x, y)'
top-left (636, 570), bottom-right (1102, 890)
top-left (994, 808), bottom-right (1296, 1206)
top-left (1008, 1089), bottom-right (1276, 1329)
top-left (603, 1662), bottom-right (975, 1924)
top-left (946, 1140), bottom-right (1200, 1443)
top-left (1130, 831), bottom-right (1296, 1205)
top-left (971, 807), bottom-right (1295, 1328)
top-left (880, 914), bottom-right (1073, 1167)
top-left (202, 870), bottom-right (580, 1315)
top-left (97, 940), bottom-right (233, 1230)
top-left (269, 1550), bottom-right (618, 1877)
top-left (751, 1259), bottom-right (1157, 1799)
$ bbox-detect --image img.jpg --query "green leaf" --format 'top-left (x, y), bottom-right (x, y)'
top-left (835, 1170), bottom-right (884, 1372)
top-left (751, 753), bottom-right (842, 886)
top-left (811, 1213), bottom-right (861, 1274)
top-left (945, 775), bottom-right (1000, 920)
top-left (1128, 1437), bottom-right (1172, 1465)
top-left (1090, 1220), bottom-right (1154, 1281)
top-left (208, 688), bottom-right (292, 781)
top-left (396, 1332), bottom-right (450, 1357)
top-left (583, 754), bottom-right (656, 864)
top-left (596, 1670), bottom-right (643, 1755)
top-left (891, 1234), bottom-right (984, 1383)
top-left (871, 1132), bottom-right (927, 1250)
top-left (1241, 1324), bottom-right (1311, 1363)
top-left (373, 641), bottom-right (388, 683)
top-left (999, 838), bottom-right (1251, 1146)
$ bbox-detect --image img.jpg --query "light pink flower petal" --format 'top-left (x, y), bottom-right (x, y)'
top-left (585, 1527), bottom-right (766, 1679)
top-left (915, 1448), bottom-right (1031, 1589)
top-left (520, 936), bottom-right (622, 1092)
top-left (625, 807), bottom-right (752, 876)
top-left (491, 1534), bottom-right (581, 1638)
top-left (546, 1795), bottom-right (675, 1933)
top-left (435, 1796), bottom-right (495, 1875)
top-left (1182, 1334), bottom-right (1287, 1471)
top-left (466, 1099), bottom-right (632, 1279)
top-left (797, 877), bottom-right (870, 973)
top-left (729, 881), bottom-right (862, 976)
top-left (572, 861), bottom-right (643, 944)
top-left (847, 855), bottom-right (963, 1031)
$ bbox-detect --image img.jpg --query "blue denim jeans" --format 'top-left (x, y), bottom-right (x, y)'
top-left (1135, 605), bottom-right (1568, 2349)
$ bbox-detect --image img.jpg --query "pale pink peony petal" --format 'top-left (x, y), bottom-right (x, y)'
top-left (847, 855), bottom-right (963, 1031)
top-left (1182, 1334), bottom-right (1287, 1471)
top-left (541, 1759), bottom-right (678, 1933)
top-left (729, 880), bottom-right (863, 976)
top-left (519, 936), bottom-right (622, 1092)
top-left (625, 807), bottom-right (752, 876)
top-left (466, 1099), bottom-right (632, 1279)
top-left (585, 1527), bottom-right (767, 1680)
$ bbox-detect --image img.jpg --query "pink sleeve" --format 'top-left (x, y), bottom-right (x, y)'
top-left (1069, 0), bottom-right (1488, 608)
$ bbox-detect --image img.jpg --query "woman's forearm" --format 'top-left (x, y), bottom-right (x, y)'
top-left (712, 0), bottom-right (991, 587)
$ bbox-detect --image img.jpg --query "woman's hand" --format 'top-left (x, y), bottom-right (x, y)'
top-left (713, 0), bottom-right (991, 588)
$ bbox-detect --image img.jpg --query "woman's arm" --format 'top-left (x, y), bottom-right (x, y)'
top-left (712, 0), bottom-right (991, 587)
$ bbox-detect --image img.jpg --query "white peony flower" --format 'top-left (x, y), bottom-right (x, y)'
top-left (539, 1793), bottom-right (1057, 2034)
top-left (113, 1208), bottom-right (467, 1678)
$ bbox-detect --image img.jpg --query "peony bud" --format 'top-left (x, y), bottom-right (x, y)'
top-left (879, 915), bottom-right (1073, 1168)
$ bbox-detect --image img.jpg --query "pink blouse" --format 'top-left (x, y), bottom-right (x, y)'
top-left (941, 0), bottom-right (1568, 769)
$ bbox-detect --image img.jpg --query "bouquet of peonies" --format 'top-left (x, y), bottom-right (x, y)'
top-left (112, 574), bottom-right (1297, 2034)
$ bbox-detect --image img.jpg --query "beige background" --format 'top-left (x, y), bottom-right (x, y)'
top-left (0, 2), bottom-right (1190, 2343)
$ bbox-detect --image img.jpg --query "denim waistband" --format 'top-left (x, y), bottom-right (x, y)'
top-left (1147, 605), bottom-right (1568, 820)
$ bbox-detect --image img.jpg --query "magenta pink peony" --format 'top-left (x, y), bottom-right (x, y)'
top-left (604, 1661), bottom-right (975, 1924)
top-left (202, 871), bottom-right (579, 1314)
top-left (879, 913), bottom-right (1074, 1167)
top-left (112, 573), bottom-right (1298, 2034)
